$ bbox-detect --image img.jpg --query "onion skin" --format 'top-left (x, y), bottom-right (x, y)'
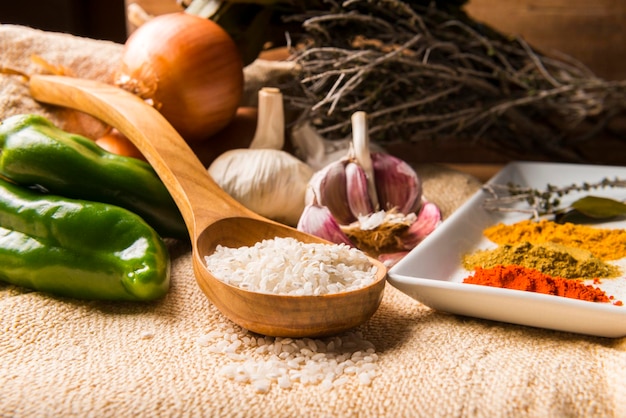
top-left (116, 13), bottom-right (244, 143)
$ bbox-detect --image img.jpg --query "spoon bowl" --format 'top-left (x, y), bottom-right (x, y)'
top-left (30, 75), bottom-right (387, 337)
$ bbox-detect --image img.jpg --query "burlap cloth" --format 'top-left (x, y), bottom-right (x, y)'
top-left (2, 25), bottom-right (626, 418)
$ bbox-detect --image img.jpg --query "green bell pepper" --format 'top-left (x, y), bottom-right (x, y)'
top-left (0, 177), bottom-right (170, 301)
top-left (0, 114), bottom-right (187, 240)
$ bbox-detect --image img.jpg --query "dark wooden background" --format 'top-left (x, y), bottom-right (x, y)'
top-left (0, 0), bottom-right (127, 43)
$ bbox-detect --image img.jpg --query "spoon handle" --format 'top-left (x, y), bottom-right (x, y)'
top-left (29, 75), bottom-right (257, 238)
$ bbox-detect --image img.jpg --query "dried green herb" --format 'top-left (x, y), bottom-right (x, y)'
top-left (482, 177), bottom-right (626, 222)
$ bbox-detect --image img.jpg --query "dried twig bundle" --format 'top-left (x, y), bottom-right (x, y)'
top-left (281, 0), bottom-right (626, 161)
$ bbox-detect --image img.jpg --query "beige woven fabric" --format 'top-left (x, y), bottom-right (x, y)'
top-left (1, 25), bottom-right (626, 418)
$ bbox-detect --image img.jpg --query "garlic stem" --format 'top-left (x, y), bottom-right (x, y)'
top-left (351, 111), bottom-right (379, 210)
top-left (291, 121), bottom-right (326, 169)
top-left (249, 87), bottom-right (285, 150)
top-left (126, 3), bottom-right (153, 28)
top-left (184, 0), bottom-right (221, 19)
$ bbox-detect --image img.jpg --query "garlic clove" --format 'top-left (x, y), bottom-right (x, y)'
top-left (400, 201), bottom-right (442, 250)
top-left (297, 204), bottom-right (354, 246)
top-left (345, 161), bottom-right (374, 218)
top-left (372, 152), bottom-right (422, 214)
top-left (305, 160), bottom-right (356, 225)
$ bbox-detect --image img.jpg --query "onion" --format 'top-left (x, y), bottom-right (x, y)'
top-left (96, 129), bottom-right (145, 160)
top-left (115, 13), bottom-right (244, 143)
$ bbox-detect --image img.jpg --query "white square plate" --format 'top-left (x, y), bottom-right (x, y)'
top-left (388, 162), bottom-right (626, 338)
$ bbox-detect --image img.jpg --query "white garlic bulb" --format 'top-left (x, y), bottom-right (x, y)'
top-left (208, 87), bottom-right (314, 226)
top-left (209, 148), bottom-right (314, 226)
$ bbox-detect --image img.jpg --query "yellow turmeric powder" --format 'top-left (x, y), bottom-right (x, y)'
top-left (484, 219), bottom-right (626, 261)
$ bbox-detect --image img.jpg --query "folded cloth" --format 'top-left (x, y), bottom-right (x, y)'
top-left (0, 24), bottom-right (123, 139)
top-left (1, 24), bottom-right (625, 418)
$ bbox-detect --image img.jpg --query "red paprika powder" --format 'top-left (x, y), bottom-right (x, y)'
top-left (463, 265), bottom-right (610, 303)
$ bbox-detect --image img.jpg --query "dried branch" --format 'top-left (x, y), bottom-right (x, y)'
top-left (279, 0), bottom-right (626, 161)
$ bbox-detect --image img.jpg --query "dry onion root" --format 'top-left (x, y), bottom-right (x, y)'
top-left (115, 12), bottom-right (244, 143)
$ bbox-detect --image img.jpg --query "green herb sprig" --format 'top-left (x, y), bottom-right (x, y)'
top-left (482, 177), bottom-right (626, 222)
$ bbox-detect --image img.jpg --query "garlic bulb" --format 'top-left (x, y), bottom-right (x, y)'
top-left (208, 87), bottom-right (313, 226)
top-left (297, 111), bottom-right (441, 262)
top-left (304, 112), bottom-right (422, 223)
top-left (209, 148), bottom-right (314, 225)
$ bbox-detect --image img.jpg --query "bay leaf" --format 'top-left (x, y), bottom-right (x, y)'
top-left (569, 195), bottom-right (626, 219)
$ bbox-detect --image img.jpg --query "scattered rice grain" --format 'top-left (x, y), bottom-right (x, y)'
top-left (320, 378), bottom-right (333, 391)
top-left (197, 324), bottom-right (379, 393)
top-left (277, 375), bottom-right (292, 389)
top-left (358, 372), bottom-right (372, 385)
top-left (253, 378), bottom-right (272, 393)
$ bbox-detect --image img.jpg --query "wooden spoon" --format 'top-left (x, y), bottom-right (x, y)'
top-left (29, 75), bottom-right (387, 338)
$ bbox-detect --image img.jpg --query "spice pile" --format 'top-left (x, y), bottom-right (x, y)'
top-left (462, 219), bottom-right (626, 304)
top-left (484, 220), bottom-right (626, 261)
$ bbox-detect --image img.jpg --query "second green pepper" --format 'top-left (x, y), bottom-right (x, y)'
top-left (0, 177), bottom-right (170, 301)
